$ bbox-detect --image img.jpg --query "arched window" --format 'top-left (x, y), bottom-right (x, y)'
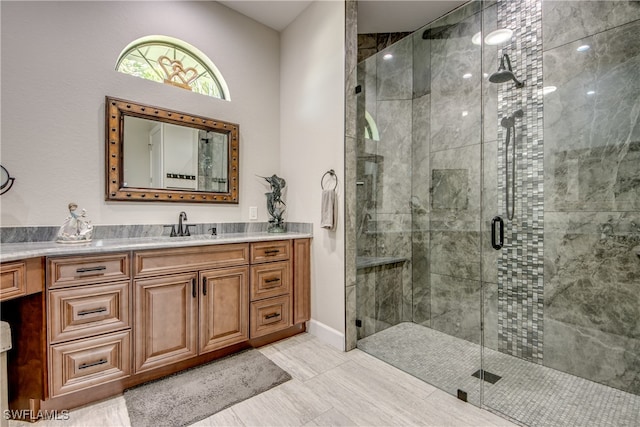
top-left (116, 35), bottom-right (230, 100)
top-left (364, 111), bottom-right (380, 141)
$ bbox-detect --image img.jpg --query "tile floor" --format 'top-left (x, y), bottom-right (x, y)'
top-left (9, 332), bottom-right (515, 427)
top-left (357, 322), bottom-right (640, 427)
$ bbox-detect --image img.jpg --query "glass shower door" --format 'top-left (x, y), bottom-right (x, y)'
top-left (355, 0), bottom-right (486, 408)
top-left (480, 1), bottom-right (640, 425)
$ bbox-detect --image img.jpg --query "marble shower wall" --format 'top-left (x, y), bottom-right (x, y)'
top-left (425, 3), bottom-right (483, 345)
top-left (345, 0), bottom-right (358, 351)
top-left (355, 35), bottom-right (414, 339)
top-left (542, 0), bottom-right (640, 395)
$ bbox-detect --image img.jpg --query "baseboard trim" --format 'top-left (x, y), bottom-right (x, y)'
top-left (307, 319), bottom-right (345, 351)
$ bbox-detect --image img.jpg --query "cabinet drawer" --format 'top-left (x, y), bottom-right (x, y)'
top-left (250, 295), bottom-right (292, 338)
top-left (1, 258), bottom-right (44, 301)
top-left (250, 240), bottom-right (290, 264)
top-left (49, 253), bottom-right (130, 289)
top-left (50, 330), bottom-right (131, 397)
top-left (250, 261), bottom-right (291, 301)
top-left (48, 281), bottom-right (130, 344)
top-left (134, 244), bottom-right (249, 277)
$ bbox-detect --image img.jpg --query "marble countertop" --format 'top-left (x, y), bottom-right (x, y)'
top-left (0, 232), bottom-right (312, 263)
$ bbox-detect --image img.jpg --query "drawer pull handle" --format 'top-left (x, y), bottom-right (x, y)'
top-left (264, 278), bottom-right (281, 284)
top-left (79, 359), bottom-right (107, 370)
top-left (76, 266), bottom-right (107, 274)
top-left (77, 307), bottom-right (107, 316)
top-left (264, 312), bottom-right (280, 320)
top-left (264, 249), bottom-right (280, 255)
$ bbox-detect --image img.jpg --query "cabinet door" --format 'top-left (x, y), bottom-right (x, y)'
top-left (199, 266), bottom-right (249, 354)
top-left (293, 238), bottom-right (311, 324)
top-left (134, 273), bottom-right (198, 373)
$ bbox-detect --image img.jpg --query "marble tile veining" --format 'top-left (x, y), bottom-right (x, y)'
top-left (542, 0), bottom-right (640, 51)
top-left (0, 230), bottom-right (312, 263)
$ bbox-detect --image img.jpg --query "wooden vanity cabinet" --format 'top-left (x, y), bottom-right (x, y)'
top-left (46, 253), bottom-right (132, 398)
top-left (293, 238), bottom-right (311, 324)
top-left (1, 258), bottom-right (44, 301)
top-left (199, 266), bottom-right (249, 354)
top-left (3, 237), bottom-right (311, 418)
top-left (133, 272), bottom-right (199, 372)
top-left (132, 245), bottom-right (250, 373)
top-left (248, 239), bottom-right (311, 338)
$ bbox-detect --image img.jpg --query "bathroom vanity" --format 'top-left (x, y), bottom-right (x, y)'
top-left (0, 233), bottom-right (311, 420)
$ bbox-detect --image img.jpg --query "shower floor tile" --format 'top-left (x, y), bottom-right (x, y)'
top-left (357, 322), bottom-right (640, 427)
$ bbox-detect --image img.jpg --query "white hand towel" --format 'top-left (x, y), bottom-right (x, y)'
top-left (321, 189), bottom-right (336, 230)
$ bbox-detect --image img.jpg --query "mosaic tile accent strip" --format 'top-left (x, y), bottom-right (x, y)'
top-left (496, 0), bottom-right (545, 363)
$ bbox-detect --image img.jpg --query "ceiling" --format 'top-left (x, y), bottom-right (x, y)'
top-left (218, 0), bottom-right (468, 33)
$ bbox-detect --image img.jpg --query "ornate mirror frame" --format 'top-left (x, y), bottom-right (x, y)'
top-left (105, 96), bottom-right (239, 203)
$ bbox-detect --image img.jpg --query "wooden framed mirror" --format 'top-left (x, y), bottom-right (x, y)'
top-left (105, 96), bottom-right (239, 203)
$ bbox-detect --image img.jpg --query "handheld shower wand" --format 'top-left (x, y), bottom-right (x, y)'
top-left (502, 109), bottom-right (523, 220)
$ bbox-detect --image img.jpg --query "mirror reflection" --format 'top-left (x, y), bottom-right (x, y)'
top-left (105, 96), bottom-right (239, 203)
top-left (123, 116), bottom-right (229, 192)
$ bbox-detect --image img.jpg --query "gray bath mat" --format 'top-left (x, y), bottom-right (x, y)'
top-left (124, 349), bottom-right (291, 427)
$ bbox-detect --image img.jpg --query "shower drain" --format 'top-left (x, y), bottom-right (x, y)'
top-left (472, 369), bottom-right (502, 384)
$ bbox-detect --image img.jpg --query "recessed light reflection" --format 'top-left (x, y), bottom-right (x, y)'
top-left (577, 44), bottom-right (591, 52)
top-left (383, 53), bottom-right (393, 60)
top-left (472, 32), bottom-right (482, 45)
top-left (462, 111), bottom-right (469, 117)
top-left (543, 86), bottom-right (557, 95)
top-left (586, 90), bottom-right (596, 95)
top-left (483, 73), bottom-right (489, 78)
top-left (484, 28), bottom-right (513, 45)
top-left (463, 73), bottom-right (472, 79)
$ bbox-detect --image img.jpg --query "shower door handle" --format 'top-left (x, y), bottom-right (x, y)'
top-left (491, 216), bottom-right (504, 250)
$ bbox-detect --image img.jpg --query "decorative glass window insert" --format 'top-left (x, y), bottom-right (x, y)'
top-left (116, 36), bottom-right (230, 100)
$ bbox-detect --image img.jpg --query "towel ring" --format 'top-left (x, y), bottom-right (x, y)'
top-left (321, 169), bottom-right (338, 191)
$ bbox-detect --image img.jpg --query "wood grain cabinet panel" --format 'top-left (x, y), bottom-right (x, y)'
top-left (293, 238), bottom-right (311, 324)
top-left (1, 258), bottom-right (44, 301)
top-left (250, 261), bottom-right (291, 301)
top-left (133, 244), bottom-right (249, 277)
top-left (48, 254), bottom-right (129, 289)
top-left (1, 260), bottom-right (25, 300)
top-left (133, 273), bottom-right (198, 373)
top-left (250, 295), bottom-right (292, 338)
top-left (48, 281), bottom-right (130, 344)
top-left (199, 266), bottom-right (249, 354)
top-left (49, 330), bottom-right (131, 397)
top-left (250, 240), bottom-right (290, 264)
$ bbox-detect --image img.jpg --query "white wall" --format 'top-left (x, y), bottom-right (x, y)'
top-left (0, 0), bottom-right (347, 348)
top-left (0, 1), bottom-right (280, 226)
top-left (280, 1), bottom-right (346, 345)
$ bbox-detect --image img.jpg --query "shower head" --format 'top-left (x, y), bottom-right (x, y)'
top-left (489, 53), bottom-right (525, 88)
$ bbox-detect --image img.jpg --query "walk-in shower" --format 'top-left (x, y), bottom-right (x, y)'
top-left (352, 0), bottom-right (640, 426)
